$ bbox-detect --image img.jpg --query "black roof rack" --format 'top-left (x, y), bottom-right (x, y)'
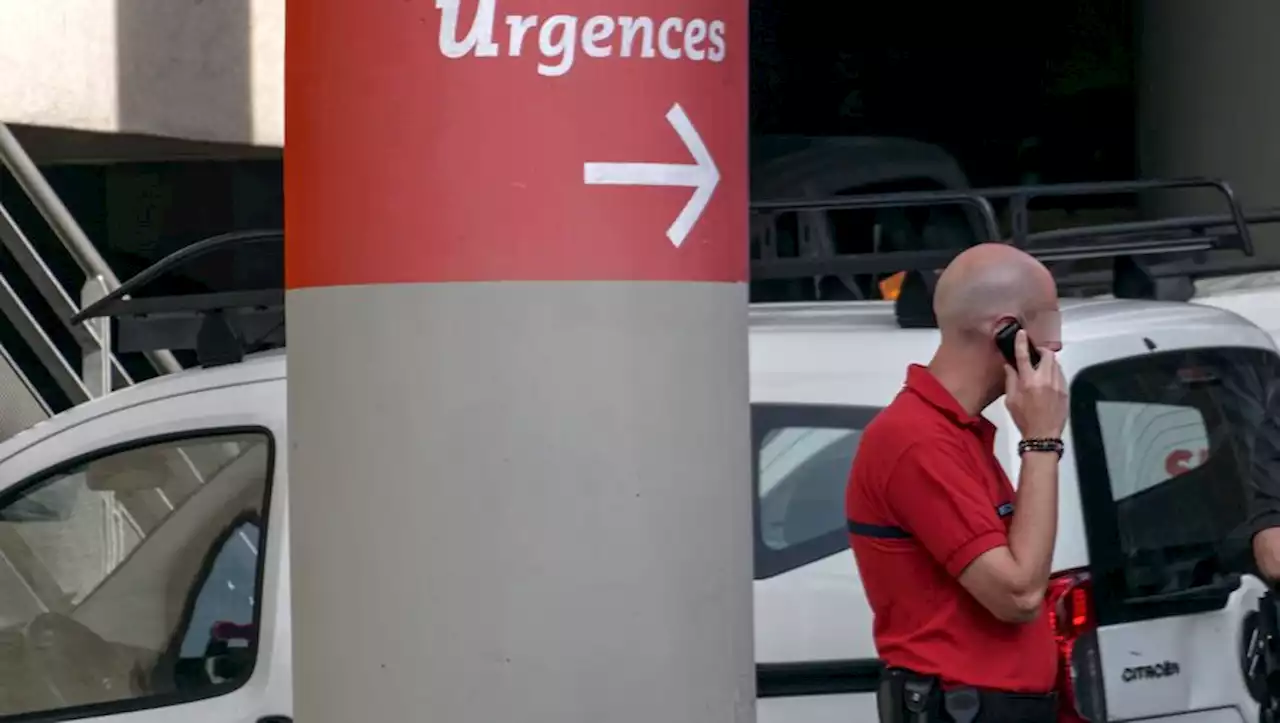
top-left (1053, 250), bottom-right (1280, 294)
top-left (70, 229), bottom-right (284, 368)
top-left (749, 177), bottom-right (1280, 328)
top-left (63, 178), bottom-right (1280, 366)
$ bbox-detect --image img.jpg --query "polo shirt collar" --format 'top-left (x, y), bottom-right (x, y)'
top-left (904, 364), bottom-right (994, 433)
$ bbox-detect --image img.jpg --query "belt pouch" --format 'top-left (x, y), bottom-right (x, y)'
top-left (943, 687), bottom-right (980, 723)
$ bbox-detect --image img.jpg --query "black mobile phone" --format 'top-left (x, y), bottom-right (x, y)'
top-left (995, 320), bottom-right (1041, 370)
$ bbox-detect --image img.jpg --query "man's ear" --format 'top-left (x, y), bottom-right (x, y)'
top-left (992, 315), bottom-right (1017, 337)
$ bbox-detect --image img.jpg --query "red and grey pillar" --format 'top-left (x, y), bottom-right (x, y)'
top-left (286, 1), bottom-right (753, 721)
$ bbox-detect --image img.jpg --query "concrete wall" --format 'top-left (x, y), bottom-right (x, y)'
top-left (0, 0), bottom-right (283, 148)
top-left (1137, 0), bottom-right (1280, 259)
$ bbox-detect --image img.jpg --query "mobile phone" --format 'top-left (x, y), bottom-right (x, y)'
top-left (995, 320), bottom-right (1041, 370)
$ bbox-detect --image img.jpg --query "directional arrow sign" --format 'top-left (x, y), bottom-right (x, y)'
top-left (583, 103), bottom-right (720, 248)
top-left (291, 7), bottom-right (746, 287)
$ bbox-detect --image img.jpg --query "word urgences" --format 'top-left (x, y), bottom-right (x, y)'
top-left (436, 0), bottom-right (728, 77)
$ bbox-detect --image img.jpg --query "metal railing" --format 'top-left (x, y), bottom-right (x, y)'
top-left (0, 123), bottom-right (181, 419)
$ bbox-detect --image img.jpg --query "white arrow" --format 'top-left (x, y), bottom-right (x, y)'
top-left (583, 103), bottom-right (720, 248)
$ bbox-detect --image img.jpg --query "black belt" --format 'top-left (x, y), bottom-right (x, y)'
top-left (878, 668), bottom-right (1057, 723)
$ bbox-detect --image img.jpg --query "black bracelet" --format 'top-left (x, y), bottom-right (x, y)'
top-left (1018, 437), bottom-right (1064, 459)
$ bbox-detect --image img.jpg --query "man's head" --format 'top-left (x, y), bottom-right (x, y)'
top-left (932, 243), bottom-right (1061, 400)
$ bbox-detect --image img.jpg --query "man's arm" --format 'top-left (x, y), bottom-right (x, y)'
top-left (956, 451), bottom-right (1058, 623)
top-left (1255, 529), bottom-right (1280, 581)
top-left (1249, 375), bottom-right (1280, 580)
top-left (884, 440), bottom-right (1045, 624)
top-left (954, 332), bottom-right (1067, 623)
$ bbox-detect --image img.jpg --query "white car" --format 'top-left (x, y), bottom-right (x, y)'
top-left (0, 182), bottom-right (1276, 723)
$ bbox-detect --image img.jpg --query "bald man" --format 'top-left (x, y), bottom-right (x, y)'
top-left (847, 244), bottom-right (1068, 723)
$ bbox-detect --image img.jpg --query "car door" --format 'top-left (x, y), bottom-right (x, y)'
top-left (751, 402), bottom-right (883, 723)
top-left (1069, 342), bottom-right (1278, 723)
top-left (0, 377), bottom-right (289, 723)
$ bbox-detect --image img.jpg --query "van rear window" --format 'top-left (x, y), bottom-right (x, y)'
top-left (1070, 346), bottom-right (1279, 624)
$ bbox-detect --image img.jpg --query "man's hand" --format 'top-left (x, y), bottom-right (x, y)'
top-left (957, 329), bottom-right (1064, 623)
top-left (1255, 528), bottom-right (1280, 580)
top-left (1004, 330), bottom-right (1068, 439)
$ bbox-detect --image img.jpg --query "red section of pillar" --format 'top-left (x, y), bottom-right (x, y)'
top-left (286, 0), bottom-right (748, 288)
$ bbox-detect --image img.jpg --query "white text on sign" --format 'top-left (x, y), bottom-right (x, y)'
top-left (584, 103), bottom-right (719, 248)
top-left (436, 0), bottom-right (727, 77)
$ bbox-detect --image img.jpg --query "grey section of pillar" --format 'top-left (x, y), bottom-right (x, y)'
top-left (288, 281), bottom-right (755, 723)
top-left (1137, 0), bottom-right (1280, 259)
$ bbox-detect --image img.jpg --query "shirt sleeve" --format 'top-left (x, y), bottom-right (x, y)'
top-left (884, 439), bottom-right (1008, 577)
top-left (1249, 374), bottom-right (1280, 537)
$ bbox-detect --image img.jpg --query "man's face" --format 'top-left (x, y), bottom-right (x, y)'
top-left (1023, 306), bottom-right (1063, 352)
top-left (1020, 275), bottom-right (1063, 352)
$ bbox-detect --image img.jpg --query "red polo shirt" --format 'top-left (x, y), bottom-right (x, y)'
top-left (846, 364), bottom-right (1057, 692)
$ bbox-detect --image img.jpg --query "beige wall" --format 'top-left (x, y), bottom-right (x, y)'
top-left (0, 0), bottom-right (283, 148)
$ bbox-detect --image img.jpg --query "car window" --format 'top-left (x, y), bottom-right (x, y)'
top-left (0, 431), bottom-right (273, 719)
top-left (166, 519), bottom-right (262, 691)
top-left (759, 427), bottom-right (861, 551)
top-left (1071, 347), bottom-right (1277, 623)
top-left (754, 404), bottom-right (880, 579)
top-left (1096, 400), bottom-right (1211, 500)
top-left (176, 521), bottom-right (260, 660)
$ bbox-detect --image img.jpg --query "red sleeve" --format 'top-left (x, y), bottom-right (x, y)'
top-left (884, 440), bottom-right (1008, 577)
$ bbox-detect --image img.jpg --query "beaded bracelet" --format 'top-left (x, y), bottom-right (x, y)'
top-left (1018, 437), bottom-right (1064, 459)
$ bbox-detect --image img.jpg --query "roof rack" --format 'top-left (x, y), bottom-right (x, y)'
top-left (1051, 228), bottom-right (1280, 295)
top-left (749, 177), bottom-right (1279, 328)
top-left (70, 229), bottom-right (284, 368)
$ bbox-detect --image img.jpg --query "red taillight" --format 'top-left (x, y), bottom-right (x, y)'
top-left (1045, 570), bottom-right (1104, 723)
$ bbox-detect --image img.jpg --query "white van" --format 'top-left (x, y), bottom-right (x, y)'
top-left (751, 297), bottom-right (1276, 723)
top-left (0, 181), bottom-right (1276, 723)
top-left (1195, 269), bottom-right (1280, 341)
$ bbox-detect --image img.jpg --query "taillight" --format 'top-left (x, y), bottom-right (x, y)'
top-left (1045, 570), bottom-right (1106, 723)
